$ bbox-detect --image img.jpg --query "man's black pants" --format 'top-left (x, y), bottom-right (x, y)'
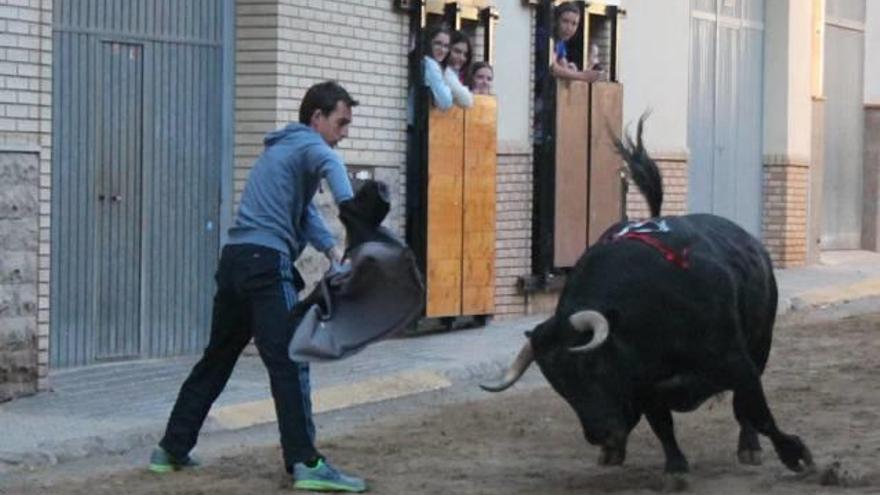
top-left (159, 243), bottom-right (317, 470)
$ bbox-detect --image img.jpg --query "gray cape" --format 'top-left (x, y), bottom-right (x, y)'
top-left (288, 180), bottom-right (425, 362)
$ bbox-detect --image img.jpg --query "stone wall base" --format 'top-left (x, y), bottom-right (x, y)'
top-left (0, 151), bottom-right (39, 402)
top-left (0, 333), bottom-right (37, 403)
top-left (862, 105), bottom-right (880, 251)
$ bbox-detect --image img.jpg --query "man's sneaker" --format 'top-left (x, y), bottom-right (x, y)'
top-left (293, 458), bottom-right (367, 493)
top-left (148, 446), bottom-right (200, 473)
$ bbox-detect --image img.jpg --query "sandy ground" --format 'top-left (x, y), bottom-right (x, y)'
top-left (7, 311), bottom-right (880, 494)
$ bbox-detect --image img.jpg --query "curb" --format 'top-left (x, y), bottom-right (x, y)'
top-left (788, 278), bottom-right (880, 312)
top-left (208, 369), bottom-right (452, 431)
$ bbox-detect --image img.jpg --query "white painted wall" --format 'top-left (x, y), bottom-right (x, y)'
top-left (866, 0), bottom-right (880, 103)
top-left (763, 0), bottom-right (791, 155)
top-left (788, 0), bottom-right (814, 157)
top-left (494, 0), bottom-right (532, 146)
top-left (618, 0), bottom-right (690, 155)
top-left (763, 0), bottom-right (813, 159)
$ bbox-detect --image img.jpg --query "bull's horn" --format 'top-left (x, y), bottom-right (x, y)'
top-left (480, 341), bottom-right (534, 392)
top-left (568, 310), bottom-right (609, 353)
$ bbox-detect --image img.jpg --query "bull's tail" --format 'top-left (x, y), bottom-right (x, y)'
top-left (612, 114), bottom-right (663, 218)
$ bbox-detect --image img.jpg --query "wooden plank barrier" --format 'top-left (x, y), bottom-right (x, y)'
top-left (549, 80), bottom-right (624, 268)
top-left (462, 95), bottom-right (497, 315)
top-left (553, 81), bottom-right (590, 268)
top-left (426, 106), bottom-right (465, 317)
top-left (426, 97), bottom-right (497, 318)
top-left (588, 82), bottom-right (623, 244)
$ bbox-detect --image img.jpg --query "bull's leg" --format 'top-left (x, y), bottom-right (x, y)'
top-left (736, 417), bottom-right (762, 465)
top-left (732, 379), bottom-right (814, 472)
top-left (644, 403), bottom-right (689, 473)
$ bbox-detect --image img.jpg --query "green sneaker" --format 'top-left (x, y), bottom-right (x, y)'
top-left (293, 458), bottom-right (367, 492)
top-left (148, 446), bottom-right (200, 473)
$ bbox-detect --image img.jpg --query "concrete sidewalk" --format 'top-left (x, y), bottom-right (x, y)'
top-left (1, 250), bottom-right (879, 475)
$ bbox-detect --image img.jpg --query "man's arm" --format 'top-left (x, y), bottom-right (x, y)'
top-left (308, 152), bottom-right (354, 264)
top-left (302, 200), bottom-right (342, 264)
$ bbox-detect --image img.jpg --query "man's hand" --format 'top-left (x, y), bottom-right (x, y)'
top-left (324, 246), bottom-right (343, 265)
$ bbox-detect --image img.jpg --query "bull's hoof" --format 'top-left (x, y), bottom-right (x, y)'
top-left (662, 473), bottom-right (690, 493)
top-left (597, 446), bottom-right (626, 466)
top-left (737, 448), bottom-right (763, 466)
top-left (775, 434), bottom-right (815, 473)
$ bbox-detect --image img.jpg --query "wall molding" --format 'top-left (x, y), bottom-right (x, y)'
top-left (763, 154), bottom-right (810, 168)
top-left (651, 150), bottom-right (689, 163)
top-left (825, 16), bottom-right (865, 33)
top-left (0, 144), bottom-right (41, 153)
top-left (497, 140), bottom-right (532, 155)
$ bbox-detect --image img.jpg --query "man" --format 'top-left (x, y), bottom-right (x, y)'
top-left (149, 81), bottom-right (366, 493)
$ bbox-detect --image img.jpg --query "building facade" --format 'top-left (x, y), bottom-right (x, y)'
top-left (0, 0), bottom-right (876, 400)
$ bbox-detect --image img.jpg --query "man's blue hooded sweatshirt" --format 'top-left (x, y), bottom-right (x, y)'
top-left (227, 123), bottom-right (353, 258)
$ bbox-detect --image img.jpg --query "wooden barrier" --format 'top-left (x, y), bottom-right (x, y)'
top-left (551, 80), bottom-right (623, 268)
top-left (425, 96), bottom-right (497, 318)
top-left (588, 82), bottom-right (623, 244)
top-left (554, 81), bottom-right (591, 267)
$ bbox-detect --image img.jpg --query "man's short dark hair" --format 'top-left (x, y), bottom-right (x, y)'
top-left (298, 81), bottom-right (359, 125)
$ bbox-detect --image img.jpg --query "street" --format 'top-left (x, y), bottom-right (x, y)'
top-left (4, 307), bottom-right (879, 494)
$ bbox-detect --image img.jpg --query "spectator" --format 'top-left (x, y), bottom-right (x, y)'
top-left (589, 42), bottom-right (602, 71)
top-left (422, 25), bottom-right (453, 110)
top-left (467, 61), bottom-right (494, 95)
top-left (443, 30), bottom-right (474, 108)
top-left (549, 2), bottom-right (605, 83)
top-left (534, 2), bottom-right (605, 143)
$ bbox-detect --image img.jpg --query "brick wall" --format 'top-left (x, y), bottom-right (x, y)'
top-left (235, 0), bottom-right (409, 285)
top-left (762, 159), bottom-right (809, 267)
top-left (494, 144), bottom-right (532, 317)
top-left (0, 0), bottom-right (51, 399)
top-left (489, 7), bottom-right (536, 318)
top-left (625, 156), bottom-right (689, 221)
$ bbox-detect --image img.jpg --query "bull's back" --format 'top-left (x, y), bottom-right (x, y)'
top-left (678, 214), bottom-right (777, 370)
top-left (586, 213), bottom-right (776, 371)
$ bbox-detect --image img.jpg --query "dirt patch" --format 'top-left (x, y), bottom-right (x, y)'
top-left (9, 313), bottom-right (880, 494)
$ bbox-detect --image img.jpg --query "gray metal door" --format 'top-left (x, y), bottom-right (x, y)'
top-left (51, 0), bottom-right (226, 367)
top-left (96, 42), bottom-right (144, 360)
top-left (688, 0), bottom-right (765, 237)
top-left (821, 0), bottom-right (865, 249)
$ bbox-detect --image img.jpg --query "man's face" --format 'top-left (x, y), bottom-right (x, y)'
top-left (558, 11), bottom-right (580, 41)
top-left (311, 101), bottom-right (352, 148)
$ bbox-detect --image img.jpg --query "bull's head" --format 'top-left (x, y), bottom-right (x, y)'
top-left (480, 310), bottom-right (608, 392)
top-left (481, 309), bottom-right (638, 464)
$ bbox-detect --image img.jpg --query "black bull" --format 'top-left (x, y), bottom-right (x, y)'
top-left (481, 118), bottom-right (814, 477)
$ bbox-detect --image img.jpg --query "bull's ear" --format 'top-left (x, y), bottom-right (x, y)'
top-left (524, 330), bottom-right (533, 338)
